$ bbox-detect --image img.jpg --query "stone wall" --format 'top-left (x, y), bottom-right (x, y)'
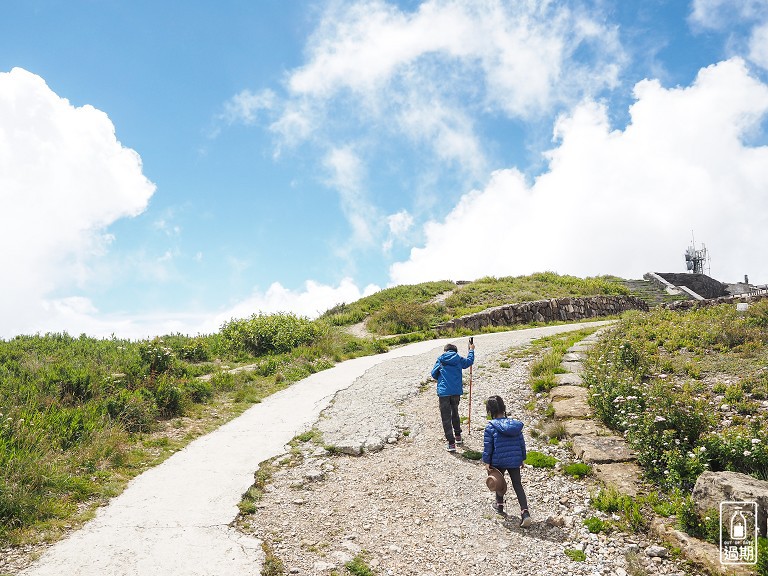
top-left (435, 295), bottom-right (648, 332)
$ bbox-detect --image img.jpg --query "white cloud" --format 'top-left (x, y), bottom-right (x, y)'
top-left (24, 277), bottom-right (382, 341)
top-left (382, 210), bottom-right (414, 253)
top-left (690, 0), bottom-right (768, 70)
top-left (221, 88), bottom-right (276, 125)
top-left (323, 146), bottom-right (375, 245)
top-left (222, 0), bottom-right (624, 257)
top-left (208, 278), bottom-right (381, 330)
top-left (390, 59), bottom-right (768, 285)
top-left (690, 0), bottom-right (768, 29)
top-left (0, 68), bottom-right (155, 338)
top-left (749, 22), bottom-right (768, 69)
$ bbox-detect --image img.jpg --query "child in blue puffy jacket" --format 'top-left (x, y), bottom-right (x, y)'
top-left (482, 395), bottom-right (531, 527)
top-left (431, 341), bottom-right (474, 452)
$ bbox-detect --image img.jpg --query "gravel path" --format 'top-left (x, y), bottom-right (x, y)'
top-left (241, 323), bottom-right (694, 576)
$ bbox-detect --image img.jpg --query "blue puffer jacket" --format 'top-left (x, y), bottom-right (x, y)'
top-left (482, 418), bottom-right (527, 468)
top-left (431, 349), bottom-right (474, 396)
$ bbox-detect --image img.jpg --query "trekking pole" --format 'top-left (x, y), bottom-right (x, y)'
top-left (467, 337), bottom-right (473, 435)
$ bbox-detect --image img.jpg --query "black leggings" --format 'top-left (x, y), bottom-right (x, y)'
top-left (495, 467), bottom-right (528, 512)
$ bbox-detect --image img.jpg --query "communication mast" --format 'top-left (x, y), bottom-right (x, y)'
top-left (684, 233), bottom-right (710, 275)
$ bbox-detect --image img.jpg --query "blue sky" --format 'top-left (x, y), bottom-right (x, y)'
top-left (1, 0), bottom-right (767, 339)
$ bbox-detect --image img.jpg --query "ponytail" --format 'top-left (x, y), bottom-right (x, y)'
top-left (485, 395), bottom-right (507, 418)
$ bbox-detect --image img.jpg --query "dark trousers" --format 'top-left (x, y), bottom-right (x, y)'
top-left (439, 395), bottom-right (462, 443)
top-left (495, 467), bottom-right (528, 512)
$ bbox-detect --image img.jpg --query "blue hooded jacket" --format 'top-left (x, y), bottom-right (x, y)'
top-left (482, 418), bottom-right (527, 469)
top-left (431, 349), bottom-right (474, 397)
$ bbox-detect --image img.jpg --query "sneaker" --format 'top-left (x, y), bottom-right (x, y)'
top-left (455, 434), bottom-right (463, 445)
top-left (447, 443), bottom-right (457, 452)
top-left (492, 502), bottom-right (505, 516)
top-left (520, 509), bottom-right (531, 528)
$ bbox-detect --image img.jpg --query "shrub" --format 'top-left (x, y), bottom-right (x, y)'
top-left (220, 313), bottom-right (320, 356)
top-left (525, 451), bottom-right (557, 468)
top-left (154, 379), bottom-right (184, 417)
top-left (184, 379), bottom-right (213, 403)
top-left (106, 389), bottom-right (157, 433)
top-left (367, 301), bottom-right (432, 335)
top-left (138, 338), bottom-right (175, 375)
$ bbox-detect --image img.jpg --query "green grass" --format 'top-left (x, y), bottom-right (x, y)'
top-left (584, 516), bottom-right (610, 533)
top-left (345, 554), bottom-right (376, 576)
top-left (319, 273), bottom-right (629, 332)
top-left (461, 450), bottom-right (483, 460)
top-left (524, 451), bottom-right (557, 468)
top-left (527, 327), bottom-right (598, 393)
top-left (564, 549), bottom-right (586, 562)
top-left (563, 462), bottom-right (591, 478)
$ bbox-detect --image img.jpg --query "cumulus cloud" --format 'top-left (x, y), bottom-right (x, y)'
top-left (390, 59), bottom-right (768, 284)
top-left (207, 278), bottom-right (381, 331)
top-left (226, 0), bottom-right (624, 249)
top-left (0, 67), bottom-right (156, 338)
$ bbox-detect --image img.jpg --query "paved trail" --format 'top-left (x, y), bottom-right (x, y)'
top-left (19, 324), bottom-right (606, 576)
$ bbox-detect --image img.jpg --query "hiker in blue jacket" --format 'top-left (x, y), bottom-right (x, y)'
top-left (431, 341), bottom-right (474, 452)
top-left (482, 395), bottom-right (531, 527)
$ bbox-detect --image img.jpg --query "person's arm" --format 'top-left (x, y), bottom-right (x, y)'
top-left (482, 425), bottom-right (493, 466)
top-left (460, 348), bottom-right (474, 369)
top-left (431, 360), bottom-right (441, 380)
top-left (520, 432), bottom-right (527, 466)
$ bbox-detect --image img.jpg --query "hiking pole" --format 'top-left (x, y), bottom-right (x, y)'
top-left (467, 337), bottom-right (473, 435)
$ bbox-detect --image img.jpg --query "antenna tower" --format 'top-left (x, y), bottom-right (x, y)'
top-left (684, 232), bottom-right (710, 275)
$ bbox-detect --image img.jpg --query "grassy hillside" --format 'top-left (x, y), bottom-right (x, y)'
top-left (0, 319), bottom-right (385, 545)
top-left (321, 272), bottom-right (629, 335)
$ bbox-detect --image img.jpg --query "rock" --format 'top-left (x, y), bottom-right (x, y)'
top-left (551, 397), bottom-right (592, 419)
top-left (645, 545), bottom-right (668, 558)
top-left (692, 471), bottom-right (768, 537)
top-left (554, 372), bottom-right (584, 386)
top-left (562, 419), bottom-right (611, 437)
top-left (549, 385), bottom-right (588, 400)
top-left (313, 561), bottom-right (335, 572)
top-left (546, 515), bottom-right (565, 527)
top-left (562, 352), bottom-right (585, 362)
top-left (570, 436), bottom-right (635, 464)
top-left (304, 469), bottom-right (324, 482)
top-left (562, 361), bottom-right (584, 374)
top-left (592, 462), bottom-right (643, 496)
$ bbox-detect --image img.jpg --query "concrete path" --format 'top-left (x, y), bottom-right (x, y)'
top-left (19, 323), bottom-right (608, 576)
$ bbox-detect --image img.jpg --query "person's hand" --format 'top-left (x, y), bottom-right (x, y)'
top-left (469, 343), bottom-right (475, 350)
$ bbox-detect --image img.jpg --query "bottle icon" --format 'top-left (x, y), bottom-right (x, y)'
top-left (730, 511), bottom-right (747, 540)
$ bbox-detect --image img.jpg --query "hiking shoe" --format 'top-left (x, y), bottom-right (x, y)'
top-left (455, 434), bottom-right (463, 445)
top-left (492, 502), bottom-right (505, 516)
top-left (520, 509), bottom-right (531, 528)
top-left (447, 443), bottom-right (457, 452)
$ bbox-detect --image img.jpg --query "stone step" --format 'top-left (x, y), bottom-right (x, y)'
top-left (570, 435), bottom-right (636, 464)
top-left (552, 397), bottom-right (592, 419)
top-left (593, 462), bottom-right (644, 497)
